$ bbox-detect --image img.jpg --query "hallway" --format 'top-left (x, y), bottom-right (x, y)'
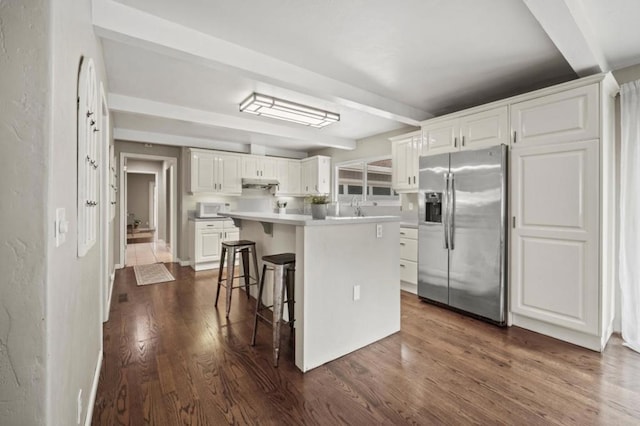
top-left (125, 241), bottom-right (173, 266)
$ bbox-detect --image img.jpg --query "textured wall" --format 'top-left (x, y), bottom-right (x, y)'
top-left (46, 0), bottom-right (110, 424)
top-left (0, 1), bottom-right (49, 424)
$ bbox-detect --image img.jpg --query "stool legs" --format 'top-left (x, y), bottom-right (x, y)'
top-left (225, 248), bottom-right (237, 317)
top-left (241, 248), bottom-right (251, 299)
top-left (251, 264), bottom-right (268, 346)
top-left (272, 264), bottom-right (285, 366)
top-left (214, 246), bottom-right (227, 307)
top-left (286, 266), bottom-right (295, 330)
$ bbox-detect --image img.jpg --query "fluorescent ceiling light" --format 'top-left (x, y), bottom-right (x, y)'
top-left (239, 93), bottom-right (340, 128)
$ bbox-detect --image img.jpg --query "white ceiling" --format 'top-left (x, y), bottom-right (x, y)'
top-left (94, 0), bottom-right (640, 154)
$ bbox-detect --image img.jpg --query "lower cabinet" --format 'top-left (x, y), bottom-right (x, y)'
top-left (189, 219), bottom-right (239, 271)
top-left (399, 227), bottom-right (418, 293)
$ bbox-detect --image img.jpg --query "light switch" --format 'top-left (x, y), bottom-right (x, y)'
top-left (376, 224), bottom-right (383, 238)
top-left (55, 208), bottom-right (69, 247)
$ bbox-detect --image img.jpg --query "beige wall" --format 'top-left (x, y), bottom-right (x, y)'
top-left (127, 173), bottom-right (155, 228)
top-left (0, 1), bottom-right (49, 424)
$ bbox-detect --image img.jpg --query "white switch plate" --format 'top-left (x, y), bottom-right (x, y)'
top-left (409, 202), bottom-right (414, 210)
top-left (55, 208), bottom-right (68, 247)
top-left (376, 224), bottom-right (383, 238)
top-left (353, 285), bottom-right (360, 301)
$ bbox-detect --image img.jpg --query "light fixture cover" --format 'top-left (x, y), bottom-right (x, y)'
top-left (239, 93), bottom-right (339, 128)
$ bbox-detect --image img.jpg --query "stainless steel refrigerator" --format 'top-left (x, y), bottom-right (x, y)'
top-left (418, 145), bottom-right (507, 325)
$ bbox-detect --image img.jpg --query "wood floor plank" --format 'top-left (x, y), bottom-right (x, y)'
top-left (92, 264), bottom-right (640, 425)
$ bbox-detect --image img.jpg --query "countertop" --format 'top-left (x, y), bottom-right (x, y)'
top-left (188, 216), bottom-right (231, 222)
top-left (400, 222), bottom-right (418, 229)
top-left (219, 211), bottom-right (400, 226)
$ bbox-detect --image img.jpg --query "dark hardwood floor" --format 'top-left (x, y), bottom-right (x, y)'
top-left (92, 264), bottom-right (640, 425)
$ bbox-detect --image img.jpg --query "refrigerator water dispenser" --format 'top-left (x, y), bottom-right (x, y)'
top-left (424, 192), bottom-right (442, 223)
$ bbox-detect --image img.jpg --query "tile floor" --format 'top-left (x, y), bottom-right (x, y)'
top-left (125, 240), bottom-right (173, 266)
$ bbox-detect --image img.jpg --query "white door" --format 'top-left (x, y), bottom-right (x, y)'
top-left (242, 156), bottom-right (260, 178)
top-left (261, 157), bottom-right (277, 179)
top-left (219, 154), bottom-right (242, 194)
top-left (191, 152), bottom-right (215, 192)
top-left (510, 140), bottom-right (600, 335)
top-left (392, 138), bottom-right (412, 191)
top-left (197, 229), bottom-right (221, 263)
top-left (287, 160), bottom-right (301, 195)
top-left (423, 118), bottom-right (459, 155)
top-left (460, 106), bottom-right (509, 150)
top-left (510, 84), bottom-right (599, 147)
top-left (316, 157), bottom-right (331, 194)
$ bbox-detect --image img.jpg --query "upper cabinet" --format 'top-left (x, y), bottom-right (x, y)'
top-left (276, 158), bottom-right (301, 196)
top-left (188, 149), bottom-right (242, 195)
top-left (510, 85), bottom-right (599, 147)
top-left (301, 155), bottom-right (331, 194)
top-left (242, 156), bottom-right (277, 179)
top-left (421, 106), bottom-right (509, 156)
top-left (390, 131), bottom-right (421, 192)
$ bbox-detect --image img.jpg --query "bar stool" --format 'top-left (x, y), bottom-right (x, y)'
top-left (251, 253), bottom-right (296, 367)
top-left (215, 240), bottom-right (260, 317)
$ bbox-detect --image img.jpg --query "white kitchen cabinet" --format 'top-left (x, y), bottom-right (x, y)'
top-left (509, 74), bottom-right (618, 352)
top-left (275, 158), bottom-right (301, 195)
top-left (459, 106), bottom-right (509, 150)
top-left (421, 106), bottom-right (509, 156)
top-left (188, 149), bottom-right (241, 195)
top-left (510, 84), bottom-right (599, 147)
top-left (399, 227), bottom-right (418, 293)
top-left (189, 219), bottom-right (240, 271)
top-left (242, 156), bottom-right (277, 179)
top-left (422, 118), bottom-right (459, 155)
top-left (301, 155), bottom-right (330, 194)
top-left (218, 153), bottom-right (242, 194)
top-left (390, 131), bottom-right (421, 192)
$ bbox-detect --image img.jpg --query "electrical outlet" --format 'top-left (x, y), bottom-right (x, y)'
top-left (376, 224), bottom-right (383, 238)
top-left (77, 389), bottom-right (83, 424)
top-left (353, 285), bottom-right (360, 301)
top-left (409, 202), bottom-right (414, 211)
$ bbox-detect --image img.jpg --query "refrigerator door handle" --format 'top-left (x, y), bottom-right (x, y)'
top-left (442, 173), bottom-right (449, 249)
top-left (449, 173), bottom-right (455, 250)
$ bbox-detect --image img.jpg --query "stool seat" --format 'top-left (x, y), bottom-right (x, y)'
top-left (262, 253), bottom-right (296, 265)
top-left (222, 240), bottom-right (256, 247)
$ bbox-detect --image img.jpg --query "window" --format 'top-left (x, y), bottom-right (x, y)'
top-left (77, 57), bottom-right (99, 257)
top-left (335, 157), bottom-right (398, 203)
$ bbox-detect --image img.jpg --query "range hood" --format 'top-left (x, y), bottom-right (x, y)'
top-left (241, 178), bottom-right (280, 190)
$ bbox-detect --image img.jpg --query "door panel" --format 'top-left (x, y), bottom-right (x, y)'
top-left (418, 153), bottom-right (450, 304)
top-left (511, 140), bottom-right (599, 334)
top-left (460, 106), bottom-right (509, 149)
top-left (423, 119), bottom-right (459, 155)
top-left (448, 145), bottom-right (506, 323)
top-left (511, 84), bottom-right (599, 147)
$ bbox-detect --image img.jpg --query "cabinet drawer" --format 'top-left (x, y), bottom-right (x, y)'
top-left (400, 238), bottom-right (418, 262)
top-left (399, 227), bottom-right (417, 240)
top-left (196, 220), bottom-right (224, 230)
top-left (399, 260), bottom-right (417, 284)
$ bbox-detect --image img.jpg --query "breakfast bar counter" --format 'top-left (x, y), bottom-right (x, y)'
top-left (219, 211), bottom-right (401, 372)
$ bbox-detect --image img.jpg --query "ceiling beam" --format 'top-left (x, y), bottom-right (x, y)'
top-left (113, 129), bottom-right (309, 158)
top-left (92, 0), bottom-right (431, 126)
top-left (523, 0), bottom-right (608, 77)
top-left (109, 94), bottom-right (356, 150)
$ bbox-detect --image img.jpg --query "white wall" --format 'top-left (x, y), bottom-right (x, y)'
top-left (0, 1), bottom-right (49, 424)
top-left (126, 159), bottom-right (167, 239)
top-left (46, 0), bottom-right (111, 424)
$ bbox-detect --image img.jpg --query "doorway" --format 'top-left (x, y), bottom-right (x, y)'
top-left (119, 153), bottom-right (177, 267)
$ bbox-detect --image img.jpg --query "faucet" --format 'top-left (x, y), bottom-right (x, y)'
top-left (350, 196), bottom-right (364, 217)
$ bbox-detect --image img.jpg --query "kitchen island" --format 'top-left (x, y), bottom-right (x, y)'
top-left (219, 211), bottom-right (401, 372)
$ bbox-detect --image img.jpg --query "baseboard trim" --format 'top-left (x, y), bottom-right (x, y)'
top-left (84, 349), bottom-right (103, 426)
top-left (103, 271), bottom-right (115, 323)
top-left (115, 263), bottom-right (124, 270)
top-left (179, 259), bottom-right (191, 267)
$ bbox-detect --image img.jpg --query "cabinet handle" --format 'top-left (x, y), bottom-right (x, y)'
top-left (413, 176), bottom-right (416, 184)
top-left (400, 232), bottom-right (406, 235)
top-left (513, 131), bottom-right (517, 143)
top-left (512, 217), bottom-right (516, 228)
top-left (454, 137), bottom-right (458, 148)
top-left (400, 263), bottom-right (406, 268)
top-left (400, 242), bottom-right (406, 246)
top-left (407, 177), bottom-right (410, 185)
top-left (462, 136), bottom-right (465, 147)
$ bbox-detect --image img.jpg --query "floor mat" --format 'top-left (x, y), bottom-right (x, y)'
top-left (133, 263), bottom-right (175, 286)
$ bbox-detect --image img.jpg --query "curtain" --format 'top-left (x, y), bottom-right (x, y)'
top-left (620, 80), bottom-right (640, 353)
